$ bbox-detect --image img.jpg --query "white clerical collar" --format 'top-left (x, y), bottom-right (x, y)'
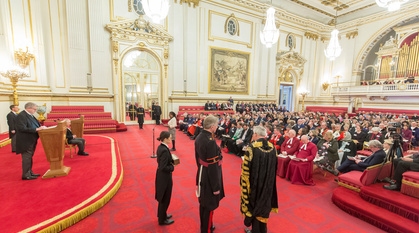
top-left (301, 143), bottom-right (307, 150)
top-left (288, 138), bottom-right (293, 144)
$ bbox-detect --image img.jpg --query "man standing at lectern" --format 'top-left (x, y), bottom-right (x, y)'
top-left (16, 102), bottom-right (46, 180)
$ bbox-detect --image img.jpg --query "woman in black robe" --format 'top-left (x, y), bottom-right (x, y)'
top-left (155, 131), bottom-right (175, 225)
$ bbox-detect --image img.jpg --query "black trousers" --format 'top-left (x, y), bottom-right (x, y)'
top-left (251, 218), bottom-right (267, 233)
top-left (139, 122), bottom-right (143, 129)
top-left (68, 138), bottom-right (86, 153)
top-left (21, 143), bottom-right (36, 178)
top-left (157, 183), bottom-right (172, 223)
top-left (155, 115), bottom-right (161, 125)
top-left (337, 159), bottom-right (365, 173)
top-left (199, 205), bottom-right (214, 233)
top-left (393, 159), bottom-right (410, 188)
top-left (11, 134), bottom-right (16, 152)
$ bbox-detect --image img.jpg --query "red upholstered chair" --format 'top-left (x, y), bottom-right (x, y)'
top-left (401, 171), bottom-right (419, 199)
top-left (357, 150), bottom-right (372, 157)
top-left (338, 162), bottom-right (392, 192)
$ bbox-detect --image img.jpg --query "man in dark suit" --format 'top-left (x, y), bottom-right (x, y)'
top-left (332, 140), bottom-right (386, 174)
top-left (384, 150), bottom-right (419, 191)
top-left (154, 103), bottom-right (162, 125)
top-left (16, 102), bottom-right (46, 180)
top-left (7, 104), bottom-right (19, 152)
top-left (64, 119), bottom-right (89, 156)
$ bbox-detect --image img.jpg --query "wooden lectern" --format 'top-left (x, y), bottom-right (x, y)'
top-left (38, 121), bottom-right (71, 179)
top-left (71, 115), bottom-right (84, 138)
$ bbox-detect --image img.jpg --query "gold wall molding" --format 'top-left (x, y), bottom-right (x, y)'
top-left (304, 32), bottom-right (319, 40)
top-left (224, 13), bottom-right (240, 36)
top-left (346, 30), bottom-right (358, 40)
top-left (208, 10), bottom-right (253, 48)
top-left (175, 0), bottom-right (200, 8)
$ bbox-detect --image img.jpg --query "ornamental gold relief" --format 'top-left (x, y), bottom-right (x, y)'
top-left (174, 0), bottom-right (200, 8)
top-left (346, 31), bottom-right (358, 40)
top-left (304, 32), bottom-right (319, 40)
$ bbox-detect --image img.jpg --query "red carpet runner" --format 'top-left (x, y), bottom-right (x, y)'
top-left (0, 135), bottom-right (122, 233)
top-left (62, 125), bottom-right (383, 233)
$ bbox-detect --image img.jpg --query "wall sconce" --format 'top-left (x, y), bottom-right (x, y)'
top-left (334, 75), bottom-right (342, 86)
top-left (0, 65), bottom-right (30, 105)
top-left (322, 82), bottom-right (331, 91)
top-left (14, 46), bottom-right (35, 69)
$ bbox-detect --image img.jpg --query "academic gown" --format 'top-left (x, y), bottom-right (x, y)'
top-left (137, 107), bottom-right (145, 124)
top-left (285, 142), bottom-right (317, 185)
top-left (277, 137), bottom-right (300, 178)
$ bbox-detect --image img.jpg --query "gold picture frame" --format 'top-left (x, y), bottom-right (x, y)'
top-left (209, 47), bottom-right (250, 95)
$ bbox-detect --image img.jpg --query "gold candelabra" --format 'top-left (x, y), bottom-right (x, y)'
top-left (0, 66), bottom-right (30, 105)
top-left (298, 89), bottom-right (309, 111)
top-left (14, 46), bottom-right (35, 69)
top-left (334, 75), bottom-right (342, 87)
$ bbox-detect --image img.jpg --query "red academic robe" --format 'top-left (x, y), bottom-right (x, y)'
top-left (285, 142), bottom-right (317, 185)
top-left (277, 137), bottom-right (300, 178)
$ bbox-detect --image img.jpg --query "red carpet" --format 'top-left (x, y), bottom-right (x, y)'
top-left (0, 135), bottom-right (122, 233)
top-left (62, 125), bottom-right (383, 233)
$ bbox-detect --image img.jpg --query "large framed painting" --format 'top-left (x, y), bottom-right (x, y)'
top-left (209, 47), bottom-right (250, 94)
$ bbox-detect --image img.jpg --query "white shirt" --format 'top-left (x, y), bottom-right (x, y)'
top-left (168, 117), bottom-right (177, 128)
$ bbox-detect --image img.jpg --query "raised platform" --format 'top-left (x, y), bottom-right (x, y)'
top-left (45, 106), bottom-right (117, 134)
top-left (332, 184), bottom-right (419, 233)
top-left (0, 133), bottom-right (10, 148)
top-left (0, 135), bottom-right (123, 233)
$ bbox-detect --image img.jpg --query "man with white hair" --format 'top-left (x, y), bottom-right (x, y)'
top-left (64, 119), bottom-right (89, 156)
top-left (285, 135), bottom-right (317, 185)
top-left (277, 130), bottom-right (300, 178)
top-left (241, 126), bottom-right (278, 233)
top-left (329, 140), bottom-right (386, 175)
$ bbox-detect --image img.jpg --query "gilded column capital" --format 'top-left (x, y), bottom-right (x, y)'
top-left (304, 32), bottom-right (319, 41)
top-left (346, 31), bottom-right (358, 40)
top-left (174, 0), bottom-right (200, 8)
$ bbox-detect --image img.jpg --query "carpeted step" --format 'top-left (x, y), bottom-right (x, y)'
top-left (332, 187), bottom-right (419, 233)
top-left (51, 105), bottom-right (104, 112)
top-left (47, 112), bottom-right (112, 120)
top-left (360, 183), bottom-right (419, 223)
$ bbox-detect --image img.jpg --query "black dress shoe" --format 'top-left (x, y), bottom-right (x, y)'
top-left (244, 229), bottom-right (252, 233)
top-left (170, 148), bottom-right (176, 151)
top-left (383, 184), bottom-right (401, 191)
top-left (166, 214), bottom-right (172, 219)
top-left (159, 219), bottom-right (174, 225)
top-left (22, 176), bottom-right (38, 180)
top-left (326, 167), bottom-right (339, 176)
top-left (30, 172), bottom-right (41, 177)
top-left (78, 152), bottom-right (89, 156)
top-left (211, 225), bottom-right (215, 231)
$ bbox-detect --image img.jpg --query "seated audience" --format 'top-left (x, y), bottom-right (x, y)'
top-left (337, 132), bottom-right (357, 166)
top-left (315, 131), bottom-right (338, 172)
top-left (285, 135), bottom-right (317, 185)
top-left (365, 127), bottom-right (384, 143)
top-left (351, 125), bottom-right (367, 150)
top-left (401, 124), bottom-right (412, 151)
top-left (277, 130), bottom-right (300, 178)
top-left (270, 126), bottom-right (285, 153)
top-left (330, 140), bottom-right (386, 175)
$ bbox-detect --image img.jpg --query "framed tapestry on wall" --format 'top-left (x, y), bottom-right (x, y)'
top-left (209, 47), bottom-right (250, 94)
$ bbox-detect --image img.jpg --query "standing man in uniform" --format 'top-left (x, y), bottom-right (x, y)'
top-left (154, 102), bottom-right (162, 125)
top-left (16, 102), bottom-right (46, 180)
top-left (195, 115), bottom-right (225, 233)
top-left (241, 126), bottom-right (278, 233)
top-left (7, 104), bottom-right (19, 152)
top-left (137, 104), bottom-right (145, 129)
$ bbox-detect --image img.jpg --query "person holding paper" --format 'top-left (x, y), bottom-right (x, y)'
top-left (285, 135), bottom-right (317, 185)
top-left (155, 131), bottom-right (176, 226)
top-left (16, 102), bottom-right (46, 180)
top-left (277, 130), bottom-right (300, 178)
top-left (329, 140), bottom-right (386, 175)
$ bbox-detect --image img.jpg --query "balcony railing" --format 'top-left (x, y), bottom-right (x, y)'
top-left (330, 78), bottom-right (419, 96)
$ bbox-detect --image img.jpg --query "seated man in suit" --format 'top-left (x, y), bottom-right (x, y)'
top-left (384, 150), bottom-right (419, 191)
top-left (64, 119), bottom-right (89, 156)
top-left (329, 140), bottom-right (386, 175)
top-left (232, 123), bottom-right (253, 157)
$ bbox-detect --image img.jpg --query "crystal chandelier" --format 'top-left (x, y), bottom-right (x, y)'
top-left (260, 7), bottom-right (279, 48)
top-left (376, 0), bottom-right (408, 11)
top-left (324, 1), bottom-right (342, 61)
top-left (142, 0), bottom-right (170, 24)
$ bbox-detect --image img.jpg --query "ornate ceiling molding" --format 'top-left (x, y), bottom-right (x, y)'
top-left (346, 30), bottom-right (358, 39)
top-left (276, 51), bottom-right (307, 79)
top-left (304, 32), bottom-right (320, 40)
top-left (288, 0), bottom-right (334, 17)
top-left (175, 0), bottom-right (200, 8)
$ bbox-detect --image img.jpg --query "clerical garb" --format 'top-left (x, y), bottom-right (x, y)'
top-left (277, 137), bottom-right (300, 178)
top-left (16, 110), bottom-right (41, 179)
top-left (195, 130), bottom-right (224, 233)
top-left (7, 110), bottom-right (18, 152)
top-left (285, 141), bottom-right (317, 185)
top-left (137, 107), bottom-right (145, 129)
top-left (241, 138), bottom-right (278, 233)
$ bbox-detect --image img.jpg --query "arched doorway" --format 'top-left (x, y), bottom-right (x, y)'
top-left (121, 50), bottom-right (161, 123)
top-left (278, 70), bottom-right (296, 111)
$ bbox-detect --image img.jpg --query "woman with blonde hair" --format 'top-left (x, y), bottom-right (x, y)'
top-left (315, 131), bottom-right (339, 171)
